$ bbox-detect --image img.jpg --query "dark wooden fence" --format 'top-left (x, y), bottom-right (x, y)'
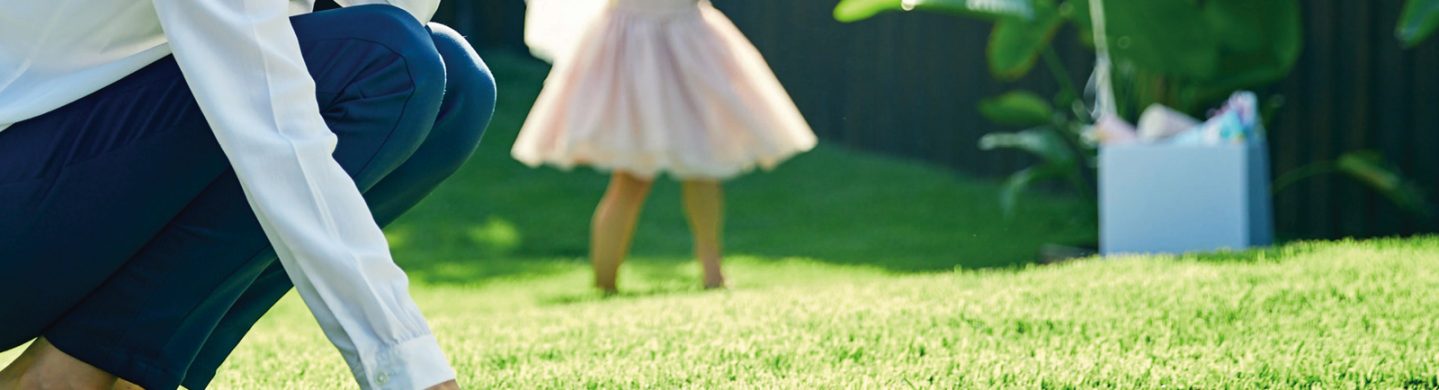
top-left (1266, 1), bottom-right (1439, 239)
top-left (439, 0), bottom-right (1438, 240)
top-left (434, 0), bottom-right (528, 52)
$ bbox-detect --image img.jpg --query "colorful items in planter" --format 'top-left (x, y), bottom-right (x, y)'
top-left (1092, 91), bottom-right (1264, 147)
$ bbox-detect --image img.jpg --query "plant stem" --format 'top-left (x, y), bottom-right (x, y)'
top-left (1040, 48), bottom-right (1097, 204)
top-left (1272, 161), bottom-right (1338, 195)
top-left (1043, 47), bottom-right (1081, 111)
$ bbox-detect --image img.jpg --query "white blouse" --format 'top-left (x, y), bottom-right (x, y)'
top-left (0, 1), bottom-right (452, 389)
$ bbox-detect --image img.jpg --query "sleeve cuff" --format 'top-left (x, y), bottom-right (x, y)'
top-left (354, 335), bottom-right (456, 390)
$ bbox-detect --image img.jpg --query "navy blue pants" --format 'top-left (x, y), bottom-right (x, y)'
top-left (0, 5), bottom-right (495, 389)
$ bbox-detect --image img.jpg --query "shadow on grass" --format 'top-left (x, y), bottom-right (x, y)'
top-left (1179, 245), bottom-right (1320, 264)
top-left (1171, 236), bottom-right (1436, 265)
top-left (539, 286), bottom-right (728, 306)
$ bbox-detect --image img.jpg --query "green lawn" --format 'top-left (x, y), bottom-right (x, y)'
top-left (5, 52), bottom-right (1438, 388)
top-left (199, 237), bottom-right (1438, 389)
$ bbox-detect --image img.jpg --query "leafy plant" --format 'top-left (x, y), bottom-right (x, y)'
top-left (835, 0), bottom-right (1434, 227)
top-left (1398, 0), bottom-right (1439, 47)
top-left (1273, 151), bottom-right (1434, 217)
top-left (979, 127), bottom-right (1086, 214)
top-left (973, 90), bottom-right (1090, 216)
top-left (835, 0), bottom-right (1301, 216)
top-left (835, 0), bottom-right (1302, 115)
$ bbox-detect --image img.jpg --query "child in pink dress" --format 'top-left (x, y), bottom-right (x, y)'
top-left (513, 0), bottom-right (817, 292)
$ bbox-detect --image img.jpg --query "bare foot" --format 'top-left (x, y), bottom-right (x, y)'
top-left (702, 263), bottom-right (726, 290)
top-left (703, 276), bottom-right (727, 290)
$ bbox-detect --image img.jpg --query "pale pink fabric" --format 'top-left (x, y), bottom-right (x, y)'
top-left (512, 0), bottom-right (818, 180)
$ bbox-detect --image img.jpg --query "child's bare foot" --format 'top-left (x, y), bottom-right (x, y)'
top-left (700, 258), bottom-right (726, 290)
top-left (703, 274), bottom-right (726, 290)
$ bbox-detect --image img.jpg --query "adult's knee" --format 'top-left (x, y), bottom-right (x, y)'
top-left (303, 5), bottom-right (447, 116)
top-left (336, 5), bottom-right (447, 99)
top-left (431, 23), bottom-right (497, 127)
top-left (422, 23), bottom-right (497, 170)
top-left (431, 24), bottom-right (495, 88)
top-left (296, 5), bottom-right (449, 184)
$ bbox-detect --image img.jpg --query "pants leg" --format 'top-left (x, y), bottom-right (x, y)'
top-left (0, 5), bottom-right (474, 389)
top-left (178, 24), bottom-right (494, 389)
top-left (0, 61), bottom-right (227, 349)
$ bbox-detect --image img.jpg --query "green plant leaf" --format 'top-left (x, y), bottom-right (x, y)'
top-left (833, 0), bottom-right (1033, 23)
top-left (1098, 0), bottom-right (1220, 81)
top-left (987, 0), bottom-right (1063, 80)
top-left (1070, 0), bottom-right (1300, 113)
top-left (999, 164), bottom-right (1068, 216)
top-left (1398, 0), bottom-right (1439, 47)
top-left (1068, 0), bottom-right (1094, 46)
top-left (833, 0), bottom-right (902, 22)
top-left (978, 127), bottom-right (1075, 167)
top-left (979, 91), bottom-right (1055, 127)
top-left (1336, 151), bottom-right (1434, 216)
top-left (1191, 0), bottom-right (1303, 104)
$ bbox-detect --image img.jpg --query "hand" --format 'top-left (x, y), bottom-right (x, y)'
top-left (426, 379), bottom-right (461, 390)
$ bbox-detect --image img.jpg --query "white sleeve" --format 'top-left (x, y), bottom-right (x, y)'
top-left (336, 0), bottom-right (441, 23)
top-left (150, 1), bottom-right (454, 389)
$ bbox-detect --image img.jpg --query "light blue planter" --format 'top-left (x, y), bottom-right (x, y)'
top-left (1099, 140), bottom-right (1274, 255)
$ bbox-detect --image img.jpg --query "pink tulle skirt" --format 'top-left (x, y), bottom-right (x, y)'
top-left (511, 0), bottom-right (818, 180)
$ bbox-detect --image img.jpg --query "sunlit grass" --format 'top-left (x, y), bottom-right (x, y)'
top-left (204, 238), bottom-right (1439, 388)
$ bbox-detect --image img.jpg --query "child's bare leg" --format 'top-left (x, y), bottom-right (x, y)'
top-left (0, 337), bottom-right (118, 390)
top-left (682, 179), bottom-right (726, 289)
top-left (590, 172), bottom-right (654, 292)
